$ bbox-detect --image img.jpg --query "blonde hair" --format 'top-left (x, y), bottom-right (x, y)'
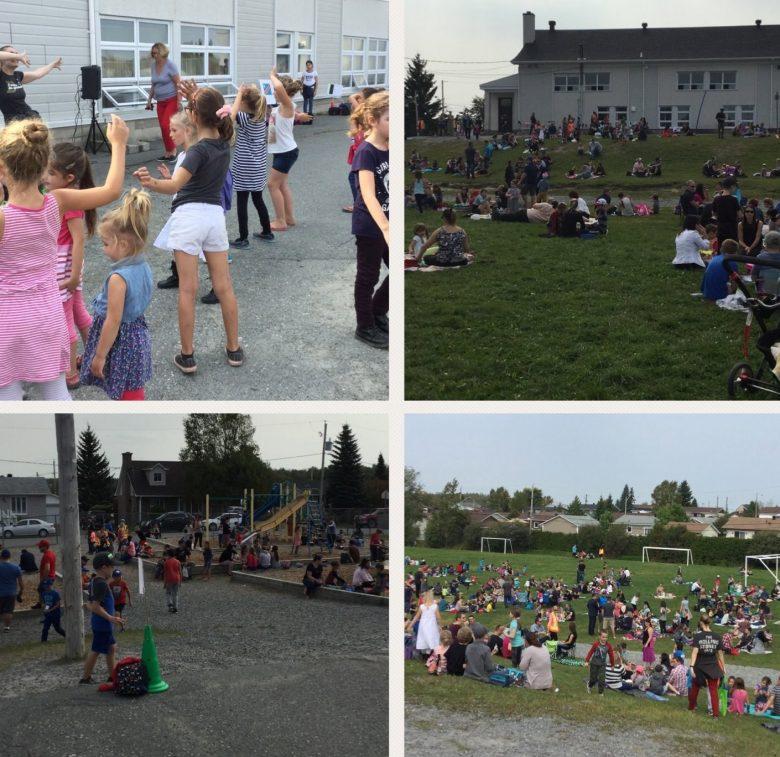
top-left (170, 111), bottom-right (197, 141)
top-left (278, 75), bottom-right (303, 97)
top-left (98, 189), bottom-right (151, 256)
top-left (349, 91), bottom-right (388, 138)
top-left (0, 118), bottom-right (50, 185)
top-left (151, 42), bottom-right (169, 59)
top-left (240, 84), bottom-right (267, 122)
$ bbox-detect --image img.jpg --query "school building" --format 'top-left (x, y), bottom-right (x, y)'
top-left (2, 0), bottom-right (388, 137)
top-left (481, 12), bottom-right (780, 133)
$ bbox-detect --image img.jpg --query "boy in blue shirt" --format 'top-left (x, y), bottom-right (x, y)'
top-left (701, 239), bottom-right (739, 301)
top-left (40, 577), bottom-right (65, 642)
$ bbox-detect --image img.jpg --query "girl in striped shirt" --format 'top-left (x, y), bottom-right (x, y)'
top-left (43, 143), bottom-right (97, 390)
top-left (0, 116), bottom-right (129, 401)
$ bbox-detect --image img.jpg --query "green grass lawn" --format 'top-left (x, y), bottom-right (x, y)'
top-left (404, 547), bottom-right (780, 671)
top-left (404, 134), bottom-right (780, 400)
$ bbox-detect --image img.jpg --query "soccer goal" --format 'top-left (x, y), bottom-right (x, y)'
top-left (743, 554), bottom-right (780, 584)
top-left (642, 546), bottom-right (693, 565)
top-left (481, 537), bottom-right (513, 554)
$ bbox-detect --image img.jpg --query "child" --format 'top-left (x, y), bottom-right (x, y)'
top-left (408, 224), bottom-right (428, 258)
top-left (44, 143), bottom-right (97, 390)
top-left (79, 190), bottom-right (153, 400)
top-left (109, 569), bottom-right (132, 627)
top-left (350, 91), bottom-right (389, 350)
top-left (135, 82), bottom-right (242, 374)
top-left (701, 238), bottom-right (739, 301)
top-left (651, 194), bottom-right (660, 215)
top-left (0, 115), bottom-right (129, 401)
top-left (228, 83), bottom-right (273, 248)
top-left (705, 224), bottom-right (719, 253)
top-left (659, 601), bottom-right (668, 634)
top-left (201, 541), bottom-right (213, 581)
top-left (40, 578), bottom-right (65, 642)
top-left (427, 628), bottom-right (452, 675)
top-left (343, 87), bottom-right (380, 213)
top-left (728, 676), bottom-right (747, 714)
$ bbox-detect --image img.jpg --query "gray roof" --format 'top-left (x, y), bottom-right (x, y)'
top-left (511, 24), bottom-right (780, 64)
top-left (481, 73), bottom-right (518, 92)
top-left (0, 477), bottom-right (51, 496)
top-left (546, 514), bottom-right (599, 527)
top-left (614, 514), bottom-right (657, 526)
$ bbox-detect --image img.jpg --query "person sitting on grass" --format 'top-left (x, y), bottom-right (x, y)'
top-left (464, 623), bottom-right (498, 682)
top-left (754, 230), bottom-right (780, 298)
top-left (559, 197), bottom-right (589, 238)
top-left (738, 206), bottom-right (763, 256)
top-left (673, 215), bottom-right (709, 270)
top-left (427, 628), bottom-right (452, 675)
top-left (754, 676), bottom-right (772, 713)
top-left (648, 663), bottom-right (680, 696)
top-left (728, 676), bottom-right (748, 714)
top-left (518, 631), bottom-right (554, 690)
top-left (416, 209), bottom-right (475, 267)
top-left (446, 624), bottom-right (472, 676)
top-left (701, 238), bottom-right (740, 301)
top-left (556, 620), bottom-right (577, 658)
top-left (629, 157), bottom-right (646, 177)
top-left (616, 192), bottom-right (635, 216)
top-left (580, 199), bottom-right (608, 238)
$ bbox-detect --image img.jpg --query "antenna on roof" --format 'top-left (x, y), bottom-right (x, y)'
top-left (755, 19), bottom-right (762, 27)
top-left (641, 22), bottom-right (648, 30)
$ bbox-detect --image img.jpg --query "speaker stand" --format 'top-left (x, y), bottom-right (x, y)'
top-left (84, 100), bottom-right (110, 155)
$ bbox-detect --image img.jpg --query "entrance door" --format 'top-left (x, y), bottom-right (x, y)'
top-left (498, 96), bottom-right (513, 132)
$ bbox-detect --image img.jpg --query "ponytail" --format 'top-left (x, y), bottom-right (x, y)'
top-left (192, 86), bottom-right (234, 143)
top-left (349, 91), bottom-right (389, 138)
top-left (50, 142), bottom-right (97, 236)
top-left (98, 188), bottom-right (151, 255)
top-left (442, 208), bottom-right (456, 225)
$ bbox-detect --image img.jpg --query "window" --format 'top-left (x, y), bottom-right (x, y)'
top-left (341, 36), bottom-right (387, 89)
top-left (676, 106), bottom-right (690, 127)
top-left (153, 472), bottom-right (162, 483)
top-left (11, 496), bottom-right (26, 515)
top-left (614, 106), bottom-right (627, 122)
top-left (276, 32), bottom-right (315, 76)
top-left (677, 71), bottom-right (704, 90)
top-left (659, 105), bottom-right (690, 128)
top-left (740, 104), bottom-right (755, 124)
top-left (709, 71), bottom-right (736, 90)
top-left (553, 73), bottom-right (579, 92)
top-left (596, 105), bottom-right (610, 121)
top-left (584, 72), bottom-right (610, 91)
top-left (721, 105), bottom-right (755, 127)
top-left (659, 106), bottom-right (672, 128)
top-left (181, 24), bottom-right (232, 81)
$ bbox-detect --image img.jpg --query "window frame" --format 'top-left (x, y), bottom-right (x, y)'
top-left (180, 24), bottom-right (233, 82)
top-left (583, 72), bottom-right (610, 92)
top-left (553, 72), bottom-right (579, 92)
top-left (659, 105), bottom-right (690, 129)
top-left (709, 70), bottom-right (737, 91)
top-left (11, 496), bottom-right (26, 515)
top-left (275, 30), bottom-right (316, 79)
top-left (677, 71), bottom-right (705, 91)
top-left (99, 16), bottom-right (171, 86)
top-left (341, 35), bottom-right (387, 91)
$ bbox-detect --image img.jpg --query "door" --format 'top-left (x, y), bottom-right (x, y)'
top-left (498, 96), bottom-right (513, 132)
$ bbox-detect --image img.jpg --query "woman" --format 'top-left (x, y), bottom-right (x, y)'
top-left (352, 558), bottom-right (376, 592)
top-left (145, 43), bottom-right (181, 161)
top-left (411, 589), bottom-right (441, 658)
top-left (518, 632), bottom-right (554, 690)
top-left (416, 208), bottom-right (474, 267)
top-left (0, 46), bottom-right (61, 123)
top-left (738, 206), bottom-right (762, 255)
top-left (672, 215), bottom-right (709, 269)
top-left (642, 618), bottom-right (656, 665)
top-left (556, 620), bottom-right (577, 658)
top-left (688, 616), bottom-right (726, 716)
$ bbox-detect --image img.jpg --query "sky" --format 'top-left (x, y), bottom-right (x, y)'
top-left (405, 1), bottom-right (779, 111)
top-left (406, 414), bottom-right (779, 509)
top-left (0, 415), bottom-right (387, 478)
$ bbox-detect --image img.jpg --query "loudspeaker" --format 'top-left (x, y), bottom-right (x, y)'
top-left (80, 65), bottom-right (102, 100)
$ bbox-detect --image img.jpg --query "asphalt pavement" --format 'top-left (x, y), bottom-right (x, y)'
top-left (26, 117), bottom-right (388, 401)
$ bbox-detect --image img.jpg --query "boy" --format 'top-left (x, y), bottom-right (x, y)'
top-left (585, 630), bottom-right (615, 695)
top-left (80, 552), bottom-right (124, 684)
top-left (109, 569), bottom-right (132, 627)
top-left (40, 577), bottom-right (66, 642)
top-left (755, 230), bottom-right (780, 297)
top-left (701, 239), bottom-right (739, 301)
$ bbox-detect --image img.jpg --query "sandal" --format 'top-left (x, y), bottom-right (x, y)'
top-left (66, 373), bottom-right (80, 390)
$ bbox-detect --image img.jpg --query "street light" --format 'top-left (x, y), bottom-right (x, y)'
top-left (775, 92), bottom-right (779, 133)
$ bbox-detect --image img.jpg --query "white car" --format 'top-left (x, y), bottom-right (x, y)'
top-left (202, 512), bottom-right (244, 532)
top-left (2, 518), bottom-right (57, 539)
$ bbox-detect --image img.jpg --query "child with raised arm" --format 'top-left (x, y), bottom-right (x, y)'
top-left (0, 115), bottom-right (128, 400)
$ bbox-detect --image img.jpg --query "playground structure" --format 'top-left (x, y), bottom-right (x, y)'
top-left (642, 546), bottom-right (693, 565)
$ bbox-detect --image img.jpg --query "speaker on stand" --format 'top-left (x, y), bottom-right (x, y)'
top-left (80, 65), bottom-right (109, 154)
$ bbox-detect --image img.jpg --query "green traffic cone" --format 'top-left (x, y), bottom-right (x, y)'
top-left (141, 624), bottom-right (169, 693)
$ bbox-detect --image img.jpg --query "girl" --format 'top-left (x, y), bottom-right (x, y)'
top-left (135, 81), bottom-right (242, 374)
top-left (412, 589), bottom-right (441, 659)
top-left (754, 675), bottom-right (772, 713)
top-left (343, 87), bottom-right (380, 213)
top-left (0, 115), bottom-right (129, 401)
top-left (79, 190), bottom-right (153, 400)
top-left (407, 223), bottom-right (428, 258)
top-left (267, 66), bottom-right (307, 231)
top-left (44, 143), bottom-right (97, 390)
top-left (728, 677), bottom-right (747, 714)
top-left (228, 83), bottom-right (273, 248)
top-left (426, 628), bottom-right (452, 675)
top-left (350, 91), bottom-right (389, 350)
top-left (659, 601), bottom-right (668, 635)
top-left (413, 171), bottom-right (425, 213)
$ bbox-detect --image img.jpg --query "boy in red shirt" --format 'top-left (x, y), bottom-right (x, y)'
top-left (33, 540), bottom-right (56, 609)
top-left (163, 550), bottom-right (182, 614)
top-left (109, 569), bottom-right (132, 627)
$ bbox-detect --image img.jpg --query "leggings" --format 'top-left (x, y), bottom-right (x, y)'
top-left (354, 235), bottom-right (389, 330)
top-left (156, 97), bottom-right (179, 153)
top-left (236, 190), bottom-right (271, 239)
top-left (71, 290), bottom-right (92, 333)
top-left (0, 375), bottom-right (71, 401)
top-left (688, 676), bottom-right (720, 717)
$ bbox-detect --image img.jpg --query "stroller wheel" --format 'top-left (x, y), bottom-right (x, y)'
top-left (727, 362), bottom-right (756, 399)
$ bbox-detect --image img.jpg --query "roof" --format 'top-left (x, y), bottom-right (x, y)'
top-left (666, 521), bottom-right (720, 535)
top-left (683, 507), bottom-right (725, 515)
top-left (125, 460), bottom-right (186, 498)
top-left (614, 514), bottom-right (657, 526)
top-left (544, 514), bottom-right (599, 527)
top-left (480, 73), bottom-right (518, 92)
top-left (467, 509), bottom-right (510, 524)
top-left (0, 477), bottom-right (51, 496)
top-left (511, 24), bottom-right (780, 64)
top-left (724, 516), bottom-right (780, 532)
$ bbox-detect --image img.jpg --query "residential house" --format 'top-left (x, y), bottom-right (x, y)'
top-left (666, 521), bottom-right (720, 538)
top-left (0, 475), bottom-right (54, 522)
top-left (683, 506), bottom-right (725, 523)
top-left (614, 513), bottom-right (657, 536)
top-left (734, 505), bottom-right (780, 520)
top-left (516, 510), bottom-right (560, 529)
top-left (540, 514), bottom-right (599, 534)
top-left (723, 516), bottom-right (780, 539)
top-left (466, 509), bottom-right (511, 527)
top-left (115, 452), bottom-right (190, 524)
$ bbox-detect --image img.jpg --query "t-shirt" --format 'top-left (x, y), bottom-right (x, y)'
top-left (0, 70), bottom-right (34, 122)
top-left (42, 588), bottom-right (60, 610)
top-left (351, 141), bottom-right (389, 239)
top-left (755, 250), bottom-right (780, 296)
top-left (603, 601), bottom-right (614, 619)
top-left (712, 194), bottom-right (740, 237)
top-left (691, 630), bottom-right (723, 680)
top-left (300, 70), bottom-right (318, 88)
top-left (171, 138), bottom-right (231, 213)
top-left (150, 59), bottom-right (180, 102)
top-left (305, 562), bottom-right (323, 581)
top-left (0, 561), bottom-right (21, 597)
top-left (701, 254), bottom-right (738, 300)
top-left (110, 579), bottom-right (129, 605)
top-left (39, 550), bottom-right (56, 580)
top-left (163, 557), bottom-right (182, 585)
top-left (89, 576), bottom-right (114, 632)
top-left (463, 641), bottom-right (496, 682)
top-left (445, 641), bottom-right (467, 675)
top-left (509, 618), bottom-right (524, 648)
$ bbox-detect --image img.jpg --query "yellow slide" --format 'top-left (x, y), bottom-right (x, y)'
top-left (240, 493), bottom-right (309, 544)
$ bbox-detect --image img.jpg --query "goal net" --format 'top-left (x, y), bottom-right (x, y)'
top-left (481, 537), bottom-right (513, 554)
top-left (642, 546), bottom-right (693, 565)
top-left (743, 554), bottom-right (780, 584)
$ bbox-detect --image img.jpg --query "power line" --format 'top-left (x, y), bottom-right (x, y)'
top-left (406, 57), bottom-right (511, 64)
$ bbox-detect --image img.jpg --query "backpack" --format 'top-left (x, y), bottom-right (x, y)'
top-left (113, 657), bottom-right (149, 697)
top-left (488, 667), bottom-right (522, 687)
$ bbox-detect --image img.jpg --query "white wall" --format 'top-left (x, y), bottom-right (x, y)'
top-left (342, 0), bottom-right (388, 38)
top-left (276, 0), bottom-right (315, 33)
top-left (99, 0), bottom-right (234, 26)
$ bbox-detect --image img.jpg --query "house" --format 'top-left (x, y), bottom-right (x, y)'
top-left (515, 510), bottom-right (560, 529)
top-left (614, 513), bottom-right (657, 536)
top-left (456, 498), bottom-right (483, 511)
top-left (115, 452), bottom-right (190, 524)
top-left (734, 505), bottom-right (780, 520)
top-left (683, 506), bottom-right (725, 523)
top-left (481, 12), bottom-right (779, 132)
top-left (723, 516), bottom-right (780, 539)
top-left (666, 521), bottom-right (720, 538)
top-left (2, 0), bottom-right (388, 136)
top-left (466, 509), bottom-right (511, 526)
top-left (540, 514), bottom-right (599, 534)
top-left (0, 475), bottom-right (53, 522)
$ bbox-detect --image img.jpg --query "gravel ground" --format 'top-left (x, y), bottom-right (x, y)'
top-left (25, 118), bottom-right (388, 401)
top-left (0, 559), bottom-right (388, 757)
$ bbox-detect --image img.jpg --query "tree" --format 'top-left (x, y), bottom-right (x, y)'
top-left (509, 487), bottom-right (550, 515)
top-left (628, 487), bottom-right (636, 512)
top-left (373, 452), bottom-right (388, 480)
top-left (594, 496), bottom-right (615, 522)
top-left (617, 485), bottom-right (631, 514)
top-left (487, 486), bottom-right (511, 512)
top-left (655, 503), bottom-right (689, 525)
top-left (425, 503), bottom-right (470, 548)
top-left (678, 480), bottom-right (694, 508)
top-left (436, 478), bottom-right (461, 510)
top-left (405, 467), bottom-right (428, 546)
top-left (76, 425), bottom-right (114, 511)
top-left (742, 500), bottom-right (760, 517)
top-left (326, 424), bottom-right (365, 512)
top-left (651, 480), bottom-right (680, 511)
top-left (568, 496), bottom-right (585, 516)
top-left (404, 53), bottom-right (442, 135)
top-left (466, 96), bottom-right (485, 122)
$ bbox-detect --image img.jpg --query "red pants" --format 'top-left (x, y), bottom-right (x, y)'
top-left (688, 676), bottom-right (720, 717)
top-left (156, 96), bottom-right (179, 153)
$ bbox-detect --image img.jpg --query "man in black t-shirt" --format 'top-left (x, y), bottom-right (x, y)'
top-left (712, 177), bottom-right (742, 247)
top-left (303, 554), bottom-right (323, 598)
top-left (716, 109), bottom-right (726, 138)
top-left (0, 46), bottom-right (62, 123)
top-left (464, 142), bottom-right (476, 179)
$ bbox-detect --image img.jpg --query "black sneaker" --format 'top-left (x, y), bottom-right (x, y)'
top-left (226, 346), bottom-right (244, 367)
top-left (355, 327), bottom-right (388, 350)
top-left (230, 237), bottom-right (250, 249)
top-left (253, 231), bottom-right (275, 241)
top-left (174, 353), bottom-right (197, 374)
top-left (78, 677), bottom-right (94, 684)
top-left (374, 314), bottom-right (389, 333)
top-left (201, 288), bottom-right (219, 304)
top-left (157, 274), bottom-right (179, 289)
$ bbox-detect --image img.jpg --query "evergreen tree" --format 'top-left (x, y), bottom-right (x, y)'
top-left (617, 484), bottom-right (631, 513)
top-left (628, 487), bottom-right (636, 511)
top-left (326, 424), bottom-right (365, 511)
top-left (678, 480), bottom-right (694, 508)
top-left (374, 452), bottom-right (388, 480)
top-left (488, 486), bottom-right (511, 512)
top-left (742, 500), bottom-right (760, 517)
top-left (404, 54), bottom-right (442, 135)
top-left (467, 96), bottom-right (485, 122)
top-left (404, 467), bottom-right (427, 546)
top-left (568, 496), bottom-right (585, 515)
top-left (77, 425), bottom-right (114, 510)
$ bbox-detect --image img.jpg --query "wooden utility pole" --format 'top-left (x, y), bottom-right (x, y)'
top-left (55, 414), bottom-right (85, 659)
top-left (319, 421), bottom-right (328, 512)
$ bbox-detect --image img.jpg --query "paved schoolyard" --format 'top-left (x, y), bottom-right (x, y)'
top-left (28, 117), bottom-right (388, 401)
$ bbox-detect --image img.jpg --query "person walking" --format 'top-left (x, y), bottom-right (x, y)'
top-left (40, 577), bottom-right (66, 642)
top-left (688, 616), bottom-right (726, 718)
top-left (412, 589), bottom-right (441, 657)
top-left (145, 43), bottom-right (181, 162)
top-left (33, 539), bottom-right (56, 609)
top-left (585, 630), bottom-right (615, 696)
top-left (325, 519), bottom-right (337, 552)
top-left (0, 549), bottom-right (23, 632)
top-left (163, 549), bottom-right (182, 613)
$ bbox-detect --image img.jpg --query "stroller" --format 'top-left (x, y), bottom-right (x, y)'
top-left (724, 255), bottom-right (780, 398)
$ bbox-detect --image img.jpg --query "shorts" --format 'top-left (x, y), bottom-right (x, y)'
top-left (91, 629), bottom-right (116, 654)
top-left (0, 595), bottom-right (15, 614)
top-left (603, 617), bottom-right (615, 631)
top-left (166, 203), bottom-right (228, 256)
top-left (271, 148), bottom-right (299, 175)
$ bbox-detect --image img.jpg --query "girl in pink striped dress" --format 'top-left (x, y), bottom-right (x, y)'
top-left (0, 116), bottom-right (130, 401)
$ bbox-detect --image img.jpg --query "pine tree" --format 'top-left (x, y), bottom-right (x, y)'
top-left (627, 487), bottom-right (636, 511)
top-left (618, 484), bottom-right (631, 513)
top-left (77, 425), bottom-right (114, 510)
top-left (374, 452), bottom-right (388, 480)
top-left (326, 424), bottom-right (365, 511)
top-left (678, 480), bottom-right (694, 508)
top-left (568, 496), bottom-right (584, 515)
top-left (404, 54), bottom-right (442, 135)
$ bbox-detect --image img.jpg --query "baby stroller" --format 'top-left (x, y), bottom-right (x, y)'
top-left (725, 255), bottom-right (780, 398)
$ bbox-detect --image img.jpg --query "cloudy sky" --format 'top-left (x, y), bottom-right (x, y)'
top-left (0, 415), bottom-right (387, 477)
top-left (406, 414), bottom-right (778, 509)
top-left (406, 1), bottom-right (777, 110)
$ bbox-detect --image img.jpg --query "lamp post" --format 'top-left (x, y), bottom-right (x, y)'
top-left (775, 92), bottom-right (779, 133)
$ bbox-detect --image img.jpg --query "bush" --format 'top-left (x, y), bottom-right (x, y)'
top-left (604, 524), bottom-right (633, 558)
top-left (461, 524), bottom-right (485, 551)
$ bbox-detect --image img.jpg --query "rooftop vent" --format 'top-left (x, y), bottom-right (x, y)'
top-left (549, 20), bottom-right (556, 31)
top-left (641, 22), bottom-right (648, 30)
top-left (755, 19), bottom-right (762, 27)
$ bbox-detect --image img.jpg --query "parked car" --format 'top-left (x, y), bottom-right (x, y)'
top-left (202, 512), bottom-right (244, 531)
top-left (142, 511), bottom-right (193, 533)
top-left (2, 518), bottom-right (57, 539)
top-left (354, 508), bottom-right (389, 529)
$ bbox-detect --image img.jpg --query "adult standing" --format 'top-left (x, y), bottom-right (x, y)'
top-left (688, 616), bottom-right (726, 717)
top-left (464, 141), bottom-right (476, 179)
top-left (0, 548), bottom-right (23, 632)
top-left (716, 108), bottom-right (726, 139)
top-left (412, 589), bottom-right (441, 656)
top-left (193, 515), bottom-right (204, 549)
top-left (712, 177), bottom-right (742, 247)
top-left (163, 549), bottom-right (182, 613)
top-left (587, 592), bottom-right (599, 635)
top-left (0, 46), bottom-right (61, 123)
top-left (299, 60), bottom-right (318, 117)
top-left (145, 43), bottom-right (181, 162)
top-left (602, 597), bottom-right (616, 639)
top-left (33, 539), bottom-right (56, 609)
